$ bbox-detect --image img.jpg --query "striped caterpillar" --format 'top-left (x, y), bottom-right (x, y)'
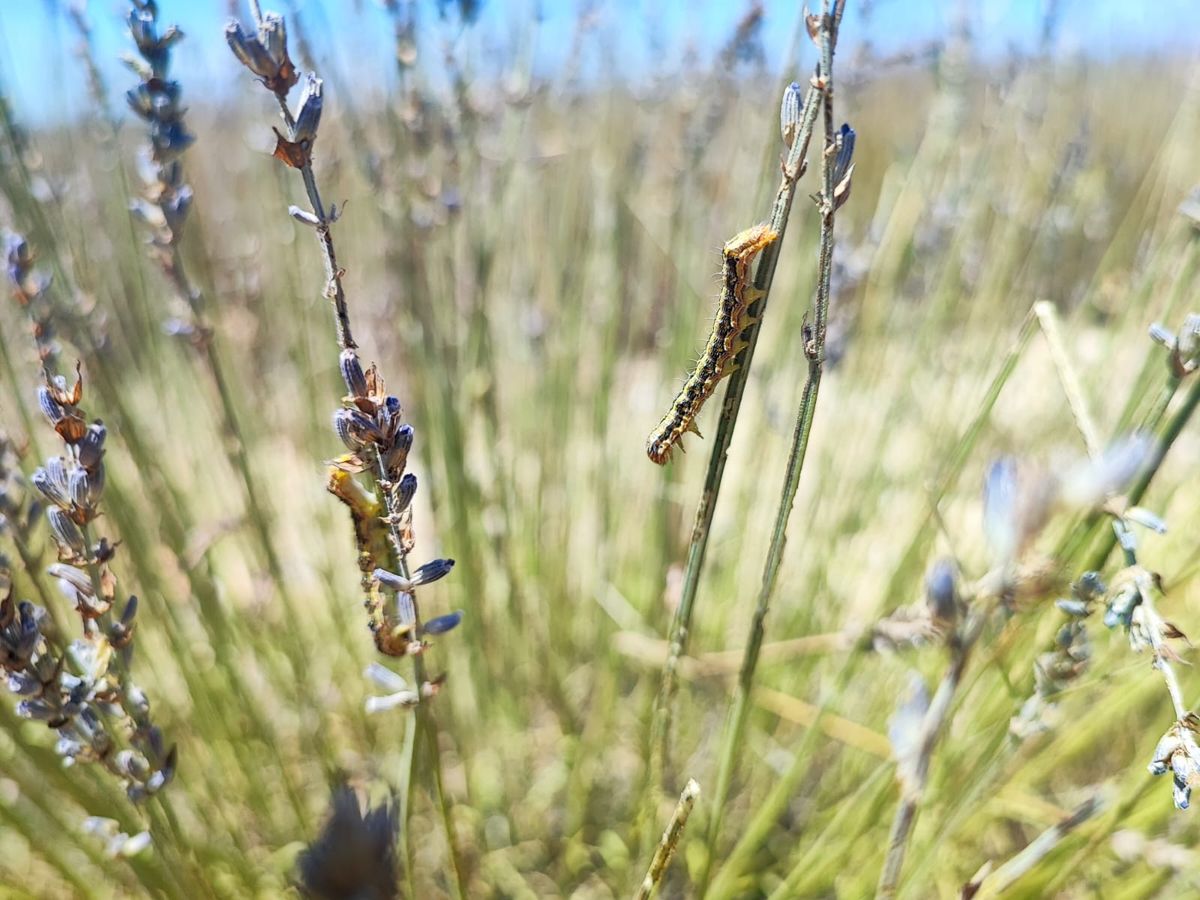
top-left (646, 224), bottom-right (778, 464)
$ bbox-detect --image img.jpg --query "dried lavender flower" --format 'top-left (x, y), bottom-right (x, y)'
top-left (780, 81), bottom-right (803, 148)
top-left (394, 474), bottom-right (417, 513)
top-left (291, 74), bottom-right (324, 145)
top-left (224, 13), bottom-right (298, 97)
top-left (339, 349), bottom-right (368, 399)
top-left (1150, 714), bottom-right (1200, 810)
top-left (0, 324), bottom-right (175, 800)
top-left (410, 558), bottom-right (455, 588)
top-left (831, 123), bottom-right (856, 210)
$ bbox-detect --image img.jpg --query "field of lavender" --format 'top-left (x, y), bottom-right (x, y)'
top-left (1, 1), bottom-right (1199, 897)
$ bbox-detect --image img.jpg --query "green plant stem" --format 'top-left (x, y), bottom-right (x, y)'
top-left (635, 778), bottom-right (699, 900)
top-left (704, 673), bottom-right (849, 900)
top-left (698, 5), bottom-right (844, 891)
top-left (968, 795), bottom-right (1104, 899)
top-left (645, 0), bottom-right (832, 813)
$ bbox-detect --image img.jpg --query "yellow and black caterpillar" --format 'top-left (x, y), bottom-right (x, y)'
top-left (646, 224), bottom-right (777, 464)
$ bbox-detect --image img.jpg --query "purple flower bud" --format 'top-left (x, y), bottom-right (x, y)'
top-left (332, 409), bottom-right (364, 450)
top-left (383, 424), bottom-right (413, 475)
top-left (373, 568), bottom-right (412, 592)
top-left (423, 610), bottom-right (463, 636)
top-left (411, 558), bottom-right (454, 588)
top-left (925, 559), bottom-right (958, 628)
top-left (69, 469), bottom-right (91, 513)
top-left (339, 349), bottom-right (368, 399)
top-left (32, 465), bottom-right (70, 509)
top-left (37, 387), bottom-right (64, 424)
top-left (47, 508), bottom-right (86, 557)
top-left (292, 75), bottom-right (323, 145)
top-left (78, 423), bottom-right (107, 472)
top-left (395, 473), bottom-right (417, 512)
top-left (780, 81), bottom-right (803, 148)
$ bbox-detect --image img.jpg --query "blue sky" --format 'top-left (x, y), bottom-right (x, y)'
top-left (0, 0), bottom-right (1197, 125)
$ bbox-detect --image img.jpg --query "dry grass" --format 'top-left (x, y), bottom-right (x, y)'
top-left (0, 2), bottom-right (1199, 897)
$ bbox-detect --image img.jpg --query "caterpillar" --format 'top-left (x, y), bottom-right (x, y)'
top-left (646, 224), bottom-right (778, 465)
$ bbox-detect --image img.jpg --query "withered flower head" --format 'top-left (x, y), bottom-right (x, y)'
top-left (225, 13), bottom-right (298, 98)
top-left (1150, 713), bottom-right (1200, 809)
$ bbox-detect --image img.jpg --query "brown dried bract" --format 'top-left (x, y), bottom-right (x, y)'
top-left (271, 128), bottom-right (313, 169)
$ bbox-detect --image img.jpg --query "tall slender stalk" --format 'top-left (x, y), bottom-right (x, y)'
top-left (699, 4), bottom-right (849, 890)
top-left (635, 778), bottom-right (700, 900)
top-left (646, 0), bottom-right (843, 806)
top-left (226, 8), bottom-right (467, 895)
top-left (875, 608), bottom-right (986, 899)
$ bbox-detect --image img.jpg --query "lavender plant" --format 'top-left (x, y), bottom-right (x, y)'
top-left (3, 235), bottom-right (175, 804)
top-left (123, 0), bottom-right (196, 315)
top-left (1015, 314), bottom-right (1200, 806)
top-left (226, 7), bottom-right (465, 892)
top-left (225, 3), bottom-right (460, 682)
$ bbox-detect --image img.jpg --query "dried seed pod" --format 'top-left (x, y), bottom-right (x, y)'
top-left (377, 396), bottom-right (403, 439)
top-left (124, 683), bottom-right (150, 720)
top-left (3, 600), bottom-right (42, 665)
top-left (289, 205), bottom-right (321, 227)
top-left (332, 409), bottom-right (364, 450)
top-left (292, 75), bottom-right (324, 145)
top-left (257, 14), bottom-right (294, 80)
top-left (110, 595), bottom-right (139, 648)
top-left (46, 456), bottom-right (71, 497)
top-left (225, 14), bottom-right (297, 96)
top-left (77, 423), bottom-right (107, 471)
top-left (115, 749), bottom-right (152, 781)
top-left (48, 508), bottom-right (86, 557)
top-left (85, 462), bottom-right (105, 505)
top-left (38, 386), bottom-right (65, 425)
top-left (17, 698), bottom-right (56, 720)
top-left (69, 468), bottom-right (91, 513)
top-left (224, 21), bottom-right (271, 78)
top-left (780, 81), bottom-right (803, 148)
top-left (831, 123), bottom-right (856, 211)
top-left (382, 424), bottom-right (413, 475)
top-left (395, 591), bottom-right (416, 629)
top-left (48, 563), bottom-right (95, 597)
top-left (6, 670), bottom-right (41, 695)
top-left (350, 410), bottom-right (383, 444)
top-left (32, 466), bottom-right (70, 509)
top-left (339, 349), bottom-right (368, 399)
top-left (394, 473), bottom-right (417, 512)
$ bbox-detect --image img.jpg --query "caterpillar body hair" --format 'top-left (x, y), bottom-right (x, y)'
top-left (646, 224), bottom-right (778, 465)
